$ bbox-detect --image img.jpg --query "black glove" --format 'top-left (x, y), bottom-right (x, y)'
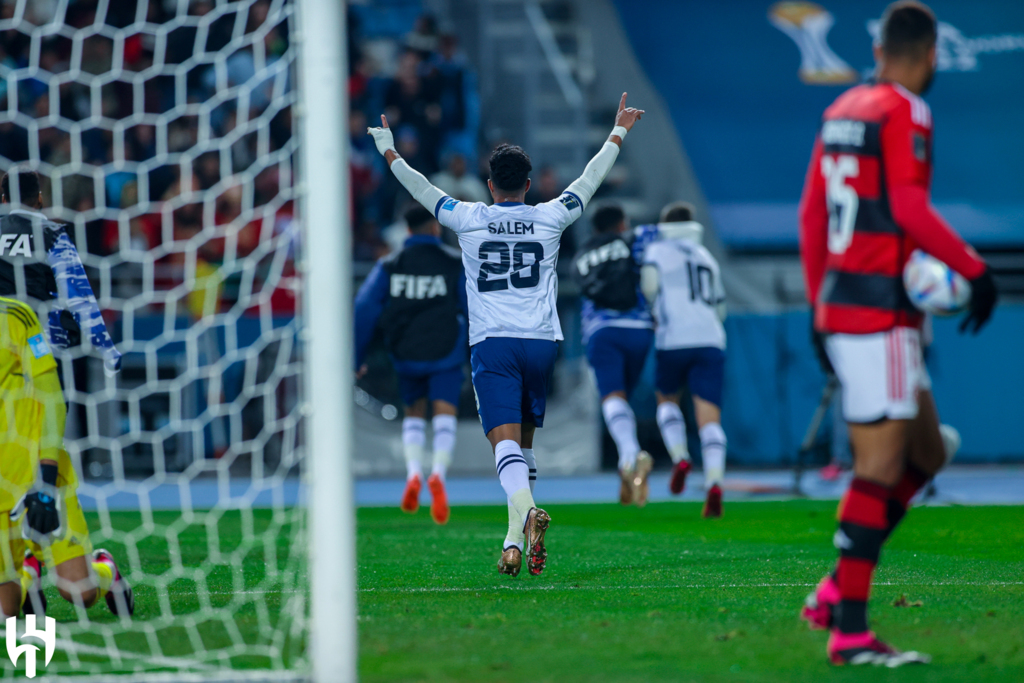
top-left (960, 268), bottom-right (998, 335)
top-left (810, 315), bottom-right (834, 376)
top-left (24, 486), bottom-right (60, 536)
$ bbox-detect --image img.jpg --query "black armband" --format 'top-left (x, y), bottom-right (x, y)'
top-left (41, 463), bottom-right (59, 487)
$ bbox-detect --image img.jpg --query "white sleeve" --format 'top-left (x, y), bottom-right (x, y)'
top-left (390, 159), bottom-right (448, 217)
top-left (563, 141), bottom-right (621, 210)
top-left (434, 196), bottom-right (476, 233)
top-left (640, 263), bottom-right (660, 305)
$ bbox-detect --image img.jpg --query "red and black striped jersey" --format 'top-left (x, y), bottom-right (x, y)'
top-left (799, 81), bottom-right (984, 335)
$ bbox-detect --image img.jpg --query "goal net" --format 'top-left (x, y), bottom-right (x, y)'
top-left (0, 0), bottom-right (341, 678)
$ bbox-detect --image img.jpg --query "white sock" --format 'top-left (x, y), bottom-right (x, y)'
top-left (431, 414), bottom-right (456, 480)
top-left (602, 397), bottom-right (640, 470)
top-left (700, 422), bottom-right (727, 488)
top-left (402, 417), bottom-right (426, 480)
top-left (522, 448), bottom-right (536, 493)
top-left (495, 440), bottom-right (534, 546)
top-left (656, 402), bottom-right (689, 463)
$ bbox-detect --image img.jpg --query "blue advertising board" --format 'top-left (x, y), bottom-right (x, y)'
top-left (614, 1), bottom-right (1024, 249)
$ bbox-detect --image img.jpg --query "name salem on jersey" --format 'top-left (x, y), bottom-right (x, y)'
top-left (390, 273), bottom-right (448, 299)
top-left (576, 239), bottom-right (631, 276)
top-left (0, 234), bottom-right (32, 257)
top-left (487, 221), bottom-right (534, 235)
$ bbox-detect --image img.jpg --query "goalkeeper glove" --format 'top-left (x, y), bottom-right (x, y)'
top-left (959, 268), bottom-right (997, 335)
top-left (367, 125), bottom-right (395, 156)
top-left (24, 486), bottom-right (61, 536)
top-left (810, 314), bottom-right (834, 376)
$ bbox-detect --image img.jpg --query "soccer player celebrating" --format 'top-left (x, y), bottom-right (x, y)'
top-left (798, 1), bottom-right (996, 666)
top-left (574, 204), bottom-right (656, 507)
top-left (640, 202), bottom-right (728, 517)
top-left (0, 169), bottom-right (133, 617)
top-left (355, 205), bottom-right (468, 524)
top-left (370, 93), bottom-right (643, 576)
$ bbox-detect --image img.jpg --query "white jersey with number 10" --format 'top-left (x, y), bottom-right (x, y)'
top-left (435, 192), bottom-right (584, 346)
top-left (644, 238), bottom-right (726, 351)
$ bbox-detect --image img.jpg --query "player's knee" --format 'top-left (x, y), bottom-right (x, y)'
top-left (60, 586), bottom-right (99, 607)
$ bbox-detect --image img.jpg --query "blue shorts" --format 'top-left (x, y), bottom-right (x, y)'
top-left (586, 326), bottom-right (654, 398)
top-left (397, 365), bottom-right (464, 407)
top-left (655, 347), bottom-right (726, 408)
top-left (470, 337), bottom-right (559, 435)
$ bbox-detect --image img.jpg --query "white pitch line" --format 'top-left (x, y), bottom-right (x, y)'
top-left (356, 580), bottom-right (1024, 594)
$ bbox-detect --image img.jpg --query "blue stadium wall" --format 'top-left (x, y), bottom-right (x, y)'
top-left (611, 0), bottom-right (1023, 463)
top-left (613, 0), bottom-right (1024, 249)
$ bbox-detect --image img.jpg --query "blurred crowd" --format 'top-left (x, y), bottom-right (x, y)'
top-left (348, 10), bottom-right (488, 261)
top-left (0, 0), bottom-right (297, 314)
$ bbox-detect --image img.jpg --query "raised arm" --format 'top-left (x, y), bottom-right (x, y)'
top-left (368, 115), bottom-right (448, 217)
top-left (564, 93), bottom-right (644, 209)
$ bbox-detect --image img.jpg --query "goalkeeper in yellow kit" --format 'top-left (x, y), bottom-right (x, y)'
top-left (0, 298), bottom-right (132, 618)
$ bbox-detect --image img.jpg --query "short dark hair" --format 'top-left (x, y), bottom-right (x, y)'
top-left (660, 201), bottom-right (695, 223)
top-left (1, 169), bottom-right (41, 206)
top-left (404, 205), bottom-right (436, 233)
top-left (488, 143), bottom-right (532, 194)
top-left (879, 1), bottom-right (937, 60)
top-left (591, 204), bottom-right (625, 234)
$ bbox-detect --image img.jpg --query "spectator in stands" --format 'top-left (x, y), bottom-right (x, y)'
top-left (430, 152), bottom-right (489, 205)
top-left (384, 50), bottom-right (442, 174)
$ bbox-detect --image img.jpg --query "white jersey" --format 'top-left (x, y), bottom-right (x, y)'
top-left (435, 193), bottom-right (584, 346)
top-left (643, 237), bottom-right (726, 351)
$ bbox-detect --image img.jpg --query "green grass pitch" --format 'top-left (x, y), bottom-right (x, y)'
top-left (358, 501), bottom-right (1024, 683)
top-left (23, 501), bottom-right (1023, 680)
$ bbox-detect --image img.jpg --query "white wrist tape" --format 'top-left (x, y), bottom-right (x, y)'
top-left (611, 126), bottom-right (628, 140)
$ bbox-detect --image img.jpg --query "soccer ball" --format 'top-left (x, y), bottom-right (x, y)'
top-left (903, 250), bottom-right (971, 316)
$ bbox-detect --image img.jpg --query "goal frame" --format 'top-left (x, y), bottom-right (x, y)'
top-left (296, 0), bottom-right (357, 682)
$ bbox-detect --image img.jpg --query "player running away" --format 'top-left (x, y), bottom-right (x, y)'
top-left (798, 1), bottom-right (997, 666)
top-left (370, 93), bottom-right (643, 577)
top-left (355, 205), bottom-right (468, 524)
top-left (0, 170), bottom-right (133, 619)
top-left (574, 204), bottom-right (656, 507)
top-left (640, 202), bottom-right (728, 518)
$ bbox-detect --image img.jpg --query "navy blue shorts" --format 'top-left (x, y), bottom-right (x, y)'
top-left (586, 326), bottom-right (654, 398)
top-left (470, 337), bottom-right (559, 435)
top-left (397, 365), bottom-right (464, 407)
top-left (655, 346), bottom-right (726, 407)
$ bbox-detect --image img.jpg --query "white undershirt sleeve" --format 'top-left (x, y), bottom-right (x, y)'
top-left (390, 159), bottom-right (448, 216)
top-left (640, 264), bottom-right (660, 305)
top-left (563, 141), bottom-right (621, 209)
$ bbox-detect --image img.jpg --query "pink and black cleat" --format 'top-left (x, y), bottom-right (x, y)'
top-left (828, 630), bottom-right (930, 667)
top-left (21, 551), bottom-right (46, 618)
top-left (669, 460), bottom-right (691, 495)
top-left (94, 548), bottom-right (135, 617)
top-left (801, 574), bottom-right (840, 630)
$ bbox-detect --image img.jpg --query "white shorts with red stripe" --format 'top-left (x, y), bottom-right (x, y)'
top-left (826, 327), bottom-right (931, 423)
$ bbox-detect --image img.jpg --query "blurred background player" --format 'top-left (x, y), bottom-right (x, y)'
top-left (0, 296), bottom-right (131, 620)
top-left (574, 203), bottom-right (655, 506)
top-left (641, 202), bottom-right (728, 517)
top-left (355, 205), bottom-right (468, 525)
top-left (798, 1), bottom-right (997, 666)
top-left (0, 170), bottom-right (121, 374)
top-left (0, 169), bottom-right (131, 618)
top-left (368, 93), bottom-right (644, 577)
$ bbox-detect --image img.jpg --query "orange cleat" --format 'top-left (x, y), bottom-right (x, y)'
top-left (400, 474), bottom-right (422, 513)
top-left (427, 474), bottom-right (449, 524)
top-left (702, 484), bottom-right (723, 518)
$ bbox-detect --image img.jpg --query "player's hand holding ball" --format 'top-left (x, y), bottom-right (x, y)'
top-left (367, 115), bottom-right (395, 156)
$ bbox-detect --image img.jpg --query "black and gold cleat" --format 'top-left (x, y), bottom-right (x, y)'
top-left (498, 546), bottom-right (522, 577)
top-left (524, 507), bottom-right (550, 576)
